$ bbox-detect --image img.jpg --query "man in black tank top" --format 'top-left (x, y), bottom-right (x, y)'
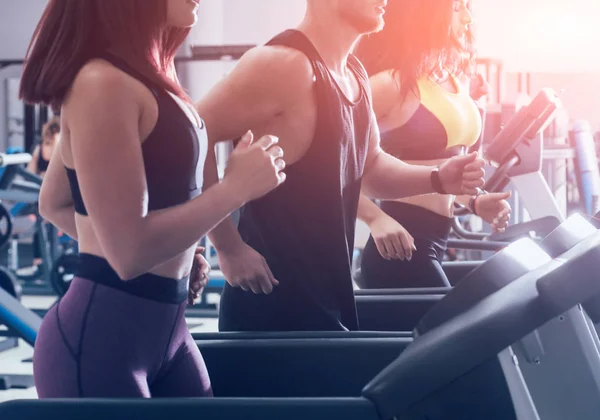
top-left (196, 0), bottom-right (485, 331)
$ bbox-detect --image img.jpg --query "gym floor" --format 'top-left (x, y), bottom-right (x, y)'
top-left (0, 294), bottom-right (220, 403)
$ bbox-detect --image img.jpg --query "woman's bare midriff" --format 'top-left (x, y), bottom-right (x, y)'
top-left (389, 158), bottom-right (456, 218)
top-left (75, 215), bottom-right (196, 280)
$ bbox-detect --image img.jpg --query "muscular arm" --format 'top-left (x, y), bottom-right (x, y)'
top-left (195, 46), bottom-right (314, 253)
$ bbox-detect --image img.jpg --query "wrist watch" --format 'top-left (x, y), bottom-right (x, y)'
top-left (430, 166), bottom-right (447, 194)
top-left (468, 188), bottom-right (488, 215)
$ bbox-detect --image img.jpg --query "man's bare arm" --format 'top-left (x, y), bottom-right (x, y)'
top-left (195, 46), bottom-right (314, 144)
top-left (193, 46), bottom-right (316, 293)
top-left (196, 46), bottom-right (314, 252)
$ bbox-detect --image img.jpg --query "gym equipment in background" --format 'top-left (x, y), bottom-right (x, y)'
top-left (0, 152), bottom-right (42, 390)
top-left (0, 156), bottom-right (77, 298)
top-left (186, 214), bottom-right (600, 420)
top-left (1, 59), bottom-right (51, 154)
top-left (571, 120), bottom-right (600, 216)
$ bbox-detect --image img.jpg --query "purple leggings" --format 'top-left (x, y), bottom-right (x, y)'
top-left (33, 256), bottom-right (212, 398)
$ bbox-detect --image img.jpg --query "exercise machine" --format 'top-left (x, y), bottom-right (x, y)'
top-left (3, 235), bottom-right (600, 419)
top-left (477, 88), bottom-right (600, 420)
top-left (185, 87), bottom-right (600, 418)
top-left (571, 119), bottom-right (600, 215)
top-left (0, 154), bottom-right (78, 297)
top-left (364, 87), bottom-right (600, 419)
top-left (359, 87), bottom-right (600, 419)
top-left (0, 283), bottom-right (40, 390)
top-left (0, 152), bottom-right (43, 390)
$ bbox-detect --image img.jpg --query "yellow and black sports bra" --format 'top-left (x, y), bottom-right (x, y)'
top-left (380, 74), bottom-right (482, 160)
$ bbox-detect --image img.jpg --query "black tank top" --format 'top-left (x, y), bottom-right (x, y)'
top-left (220, 30), bottom-right (373, 331)
top-left (66, 52), bottom-right (208, 215)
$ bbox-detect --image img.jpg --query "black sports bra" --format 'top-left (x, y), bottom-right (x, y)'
top-left (381, 75), bottom-right (482, 161)
top-left (65, 53), bottom-right (208, 215)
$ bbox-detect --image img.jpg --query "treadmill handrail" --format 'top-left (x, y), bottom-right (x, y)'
top-left (451, 217), bottom-right (488, 240)
top-left (489, 216), bottom-right (560, 243)
top-left (484, 154), bottom-right (520, 193)
top-left (192, 331), bottom-right (412, 341)
top-left (446, 239), bottom-right (508, 251)
top-left (0, 398), bottom-right (379, 420)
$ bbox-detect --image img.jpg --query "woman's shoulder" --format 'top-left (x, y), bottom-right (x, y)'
top-left (64, 58), bottom-right (147, 116)
top-left (369, 70), bottom-right (402, 119)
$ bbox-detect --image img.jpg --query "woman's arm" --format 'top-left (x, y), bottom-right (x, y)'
top-left (454, 191), bottom-right (512, 232)
top-left (59, 62), bottom-right (282, 280)
top-left (357, 193), bottom-right (415, 260)
top-left (38, 144), bottom-right (78, 239)
top-left (357, 192), bottom-right (386, 227)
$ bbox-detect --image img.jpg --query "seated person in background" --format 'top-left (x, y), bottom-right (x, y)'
top-left (354, 0), bottom-right (511, 289)
top-left (24, 115), bottom-right (61, 267)
top-left (27, 115), bottom-right (60, 177)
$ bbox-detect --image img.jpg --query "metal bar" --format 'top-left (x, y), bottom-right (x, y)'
top-left (15, 166), bottom-right (42, 184)
top-left (0, 190), bottom-right (39, 203)
top-left (177, 45), bottom-right (255, 62)
top-left (452, 217), bottom-right (489, 240)
top-left (446, 239), bottom-right (509, 251)
top-left (0, 153), bottom-right (31, 167)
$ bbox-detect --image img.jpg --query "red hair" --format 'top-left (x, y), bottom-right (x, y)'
top-left (19, 0), bottom-right (191, 110)
top-left (356, 0), bottom-right (476, 101)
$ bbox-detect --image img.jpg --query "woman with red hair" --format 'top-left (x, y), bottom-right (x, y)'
top-left (20, 0), bottom-right (285, 398)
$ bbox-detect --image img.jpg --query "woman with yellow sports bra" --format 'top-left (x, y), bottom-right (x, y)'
top-left (355, 0), bottom-right (512, 289)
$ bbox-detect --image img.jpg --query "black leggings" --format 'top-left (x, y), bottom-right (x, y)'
top-left (34, 254), bottom-right (212, 398)
top-left (358, 201), bottom-right (453, 289)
